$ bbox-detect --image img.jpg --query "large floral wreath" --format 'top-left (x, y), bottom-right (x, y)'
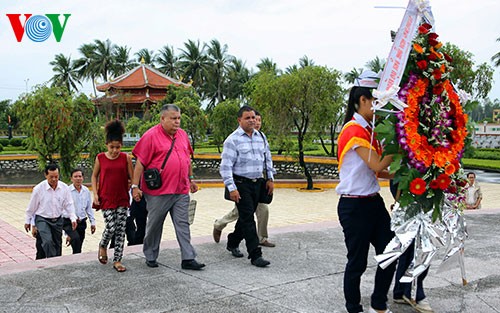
top-left (375, 23), bottom-right (468, 220)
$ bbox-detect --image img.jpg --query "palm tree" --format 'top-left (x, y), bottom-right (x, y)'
top-left (74, 43), bottom-right (98, 95)
top-left (93, 39), bottom-right (116, 82)
top-left (491, 37), bottom-right (500, 67)
top-left (365, 56), bottom-right (385, 73)
top-left (178, 39), bottom-right (209, 88)
top-left (49, 53), bottom-right (81, 92)
top-left (226, 58), bottom-right (250, 101)
top-left (204, 39), bottom-right (232, 109)
top-left (157, 45), bottom-right (179, 78)
top-left (344, 67), bottom-right (364, 84)
top-left (135, 48), bottom-right (156, 66)
top-left (299, 55), bottom-right (315, 68)
top-left (256, 57), bottom-right (280, 75)
top-left (113, 45), bottom-right (136, 77)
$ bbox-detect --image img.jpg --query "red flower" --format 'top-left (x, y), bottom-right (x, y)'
top-left (429, 180), bottom-right (440, 189)
top-left (456, 179), bottom-right (467, 187)
top-left (432, 68), bottom-right (442, 80)
top-left (447, 185), bottom-right (458, 194)
top-left (418, 23), bottom-right (432, 34)
top-left (428, 53), bottom-right (437, 61)
top-left (433, 83), bottom-right (444, 95)
top-left (409, 178), bottom-right (427, 195)
top-left (436, 173), bottom-right (451, 190)
top-left (428, 33), bottom-right (439, 40)
top-left (443, 52), bottom-right (453, 63)
top-left (417, 60), bottom-right (428, 70)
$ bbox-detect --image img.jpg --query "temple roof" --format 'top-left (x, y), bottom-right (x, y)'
top-left (96, 63), bottom-right (189, 91)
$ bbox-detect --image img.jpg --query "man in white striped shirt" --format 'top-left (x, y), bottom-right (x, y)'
top-left (220, 106), bottom-right (274, 267)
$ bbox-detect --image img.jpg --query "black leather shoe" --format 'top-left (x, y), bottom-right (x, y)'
top-left (145, 260), bottom-right (159, 268)
top-left (251, 257), bottom-right (270, 267)
top-left (226, 246), bottom-right (244, 258)
top-left (181, 259), bottom-right (206, 270)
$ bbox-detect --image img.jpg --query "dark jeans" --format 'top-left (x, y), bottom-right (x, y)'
top-left (393, 240), bottom-right (428, 302)
top-left (338, 195), bottom-right (396, 313)
top-left (34, 215), bottom-right (63, 259)
top-left (129, 197), bottom-right (148, 245)
top-left (227, 177), bottom-right (263, 261)
top-left (63, 217), bottom-right (87, 254)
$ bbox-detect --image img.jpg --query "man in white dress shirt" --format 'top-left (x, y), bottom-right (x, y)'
top-left (25, 163), bottom-right (77, 258)
top-left (63, 168), bottom-right (96, 254)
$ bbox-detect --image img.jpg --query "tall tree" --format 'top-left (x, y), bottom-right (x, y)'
top-left (256, 57), bottom-right (281, 75)
top-left (204, 39), bottom-right (232, 111)
top-left (13, 85), bottom-right (96, 179)
top-left (74, 43), bottom-right (98, 95)
top-left (49, 53), bottom-right (81, 92)
top-left (209, 99), bottom-right (240, 153)
top-left (157, 45), bottom-right (179, 78)
top-left (365, 56), bottom-right (385, 73)
top-left (93, 39), bottom-right (116, 82)
top-left (178, 39), bottom-right (209, 88)
top-left (249, 66), bottom-right (344, 189)
top-left (344, 67), bottom-right (363, 84)
top-left (226, 58), bottom-right (251, 101)
top-left (113, 45), bottom-right (136, 77)
top-left (135, 48), bottom-right (156, 65)
top-left (491, 37), bottom-right (500, 67)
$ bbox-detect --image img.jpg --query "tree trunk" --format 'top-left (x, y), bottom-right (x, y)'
top-left (297, 134), bottom-right (314, 190)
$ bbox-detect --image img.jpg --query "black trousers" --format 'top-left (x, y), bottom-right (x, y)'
top-left (338, 194), bottom-right (396, 313)
top-left (130, 196), bottom-right (148, 245)
top-left (227, 177), bottom-right (263, 261)
top-left (63, 218), bottom-right (87, 254)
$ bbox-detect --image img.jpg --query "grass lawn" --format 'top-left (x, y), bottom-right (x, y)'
top-left (462, 158), bottom-right (500, 171)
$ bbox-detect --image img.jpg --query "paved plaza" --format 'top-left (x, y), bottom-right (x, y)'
top-left (0, 181), bottom-right (499, 312)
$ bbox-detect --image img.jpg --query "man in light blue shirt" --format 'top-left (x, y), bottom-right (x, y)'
top-left (64, 168), bottom-right (96, 254)
top-left (220, 105), bottom-right (274, 267)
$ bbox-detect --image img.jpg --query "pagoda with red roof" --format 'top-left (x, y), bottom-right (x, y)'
top-left (94, 59), bottom-right (189, 119)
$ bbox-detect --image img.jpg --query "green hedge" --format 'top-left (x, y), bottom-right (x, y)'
top-left (462, 158), bottom-right (500, 171)
top-left (473, 148), bottom-right (500, 160)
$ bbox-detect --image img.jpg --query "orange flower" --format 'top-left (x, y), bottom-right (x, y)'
top-left (444, 163), bottom-right (455, 175)
top-left (413, 43), bottom-right (424, 54)
top-left (410, 178), bottom-right (427, 195)
top-left (434, 42), bottom-right (443, 49)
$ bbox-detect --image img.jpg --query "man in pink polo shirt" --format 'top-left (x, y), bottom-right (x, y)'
top-left (131, 104), bottom-right (205, 270)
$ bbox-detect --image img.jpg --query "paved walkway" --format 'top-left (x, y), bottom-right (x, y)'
top-left (0, 181), bottom-right (499, 312)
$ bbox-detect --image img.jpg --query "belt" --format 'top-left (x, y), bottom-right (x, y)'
top-left (38, 215), bottom-right (62, 223)
top-left (233, 174), bottom-right (261, 184)
top-left (340, 192), bottom-right (379, 198)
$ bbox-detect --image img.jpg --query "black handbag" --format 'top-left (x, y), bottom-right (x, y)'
top-left (143, 138), bottom-right (176, 190)
top-left (258, 130), bottom-right (273, 204)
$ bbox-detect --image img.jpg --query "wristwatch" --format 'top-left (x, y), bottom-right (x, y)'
top-left (131, 184), bottom-right (139, 189)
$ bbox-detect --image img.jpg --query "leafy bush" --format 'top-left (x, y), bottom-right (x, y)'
top-left (0, 138), bottom-right (9, 146)
top-left (0, 143), bottom-right (3, 152)
top-left (473, 149), bottom-right (500, 160)
top-left (9, 138), bottom-right (23, 146)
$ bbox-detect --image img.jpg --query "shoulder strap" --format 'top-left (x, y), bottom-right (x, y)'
top-left (258, 130), bottom-right (268, 179)
top-left (160, 138), bottom-right (176, 172)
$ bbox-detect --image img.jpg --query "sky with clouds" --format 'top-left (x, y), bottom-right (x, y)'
top-left (1, 0), bottom-right (499, 103)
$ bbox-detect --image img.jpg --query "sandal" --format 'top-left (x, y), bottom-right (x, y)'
top-left (98, 247), bottom-right (108, 265)
top-left (113, 262), bottom-right (126, 272)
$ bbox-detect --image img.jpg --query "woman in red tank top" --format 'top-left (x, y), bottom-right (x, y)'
top-left (91, 120), bottom-right (133, 272)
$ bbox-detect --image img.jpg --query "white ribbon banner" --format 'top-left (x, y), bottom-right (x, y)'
top-left (377, 0), bottom-right (433, 95)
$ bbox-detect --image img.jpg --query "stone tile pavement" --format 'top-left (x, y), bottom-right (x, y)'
top-left (0, 181), bottom-right (498, 269)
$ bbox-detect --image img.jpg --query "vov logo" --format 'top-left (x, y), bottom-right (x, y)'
top-left (6, 14), bottom-right (71, 42)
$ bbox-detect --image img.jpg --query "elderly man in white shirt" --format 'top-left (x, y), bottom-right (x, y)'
top-left (25, 163), bottom-right (77, 258)
top-left (63, 168), bottom-right (96, 254)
